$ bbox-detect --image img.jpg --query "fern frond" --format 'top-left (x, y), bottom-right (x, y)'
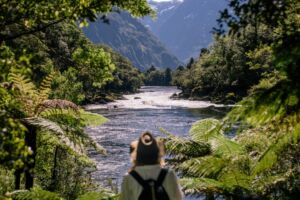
top-left (160, 128), bottom-right (211, 161)
top-left (23, 117), bottom-right (64, 135)
top-left (212, 135), bottom-right (243, 155)
top-left (38, 72), bottom-right (55, 101)
top-left (23, 117), bottom-right (85, 155)
top-left (252, 123), bottom-right (300, 174)
top-left (180, 177), bottom-right (227, 195)
top-left (40, 109), bottom-right (107, 155)
top-left (189, 119), bottom-right (243, 155)
top-left (37, 99), bottom-right (79, 114)
top-left (189, 118), bottom-right (222, 142)
top-left (8, 73), bottom-right (37, 98)
top-left (178, 156), bottom-right (226, 178)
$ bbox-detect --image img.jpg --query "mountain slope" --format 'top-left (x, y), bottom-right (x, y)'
top-left (143, 0), bottom-right (227, 62)
top-left (82, 11), bottom-right (181, 71)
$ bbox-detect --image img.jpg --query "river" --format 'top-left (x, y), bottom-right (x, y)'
top-left (85, 86), bottom-right (228, 199)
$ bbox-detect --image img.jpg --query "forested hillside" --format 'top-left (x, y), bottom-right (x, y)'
top-left (82, 11), bottom-right (181, 71)
top-left (172, 24), bottom-right (272, 103)
top-left (3, 22), bottom-right (144, 105)
top-left (142, 0), bottom-right (227, 61)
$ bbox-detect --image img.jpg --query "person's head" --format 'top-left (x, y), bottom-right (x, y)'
top-left (130, 132), bottom-right (165, 167)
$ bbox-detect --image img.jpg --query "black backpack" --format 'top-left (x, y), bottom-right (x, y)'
top-left (129, 168), bottom-right (170, 200)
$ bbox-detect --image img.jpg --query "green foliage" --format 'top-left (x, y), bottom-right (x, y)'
top-left (76, 191), bottom-right (119, 200)
top-left (0, 88), bottom-right (30, 170)
top-left (0, 0), bottom-right (153, 198)
top-left (0, 0), bottom-right (153, 42)
top-left (80, 110), bottom-right (108, 127)
top-left (144, 66), bottom-right (173, 86)
top-left (1, 73), bottom-right (108, 197)
top-left (0, 168), bottom-right (14, 196)
top-left (100, 45), bottom-right (144, 93)
top-left (73, 46), bottom-right (115, 89)
top-left (169, 3), bottom-right (300, 198)
top-left (172, 25), bottom-right (273, 103)
top-left (11, 187), bottom-right (63, 200)
top-left (51, 69), bottom-right (85, 105)
top-left (164, 118), bottom-right (250, 198)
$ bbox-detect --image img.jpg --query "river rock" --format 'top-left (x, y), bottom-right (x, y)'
top-left (134, 97), bottom-right (141, 99)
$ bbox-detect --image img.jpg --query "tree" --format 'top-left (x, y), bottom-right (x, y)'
top-left (0, 0), bottom-right (153, 43)
top-left (73, 46), bottom-right (115, 89)
top-left (8, 72), bottom-right (105, 190)
top-left (186, 57), bottom-right (194, 69)
top-left (164, 68), bottom-right (172, 86)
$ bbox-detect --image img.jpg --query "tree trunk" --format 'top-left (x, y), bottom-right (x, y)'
top-left (205, 192), bottom-right (215, 200)
top-left (49, 146), bottom-right (59, 191)
top-left (14, 169), bottom-right (22, 190)
top-left (24, 125), bottom-right (37, 189)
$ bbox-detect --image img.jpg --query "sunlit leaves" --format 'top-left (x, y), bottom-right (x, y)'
top-left (0, 0), bottom-right (153, 41)
top-left (73, 46), bottom-right (115, 89)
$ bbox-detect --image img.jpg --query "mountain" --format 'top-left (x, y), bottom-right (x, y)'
top-left (82, 11), bottom-right (181, 71)
top-left (142, 0), bottom-right (227, 62)
top-left (142, 0), bottom-right (183, 34)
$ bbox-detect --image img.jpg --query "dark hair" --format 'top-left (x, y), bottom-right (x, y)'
top-left (136, 132), bottom-right (160, 165)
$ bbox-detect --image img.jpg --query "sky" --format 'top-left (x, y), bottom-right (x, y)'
top-left (149, 0), bottom-right (184, 2)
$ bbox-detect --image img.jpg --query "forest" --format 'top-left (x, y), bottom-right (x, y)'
top-left (0, 0), bottom-right (299, 200)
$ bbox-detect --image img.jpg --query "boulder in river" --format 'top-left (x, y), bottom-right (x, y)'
top-left (134, 97), bottom-right (141, 99)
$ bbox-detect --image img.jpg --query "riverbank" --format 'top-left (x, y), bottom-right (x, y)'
top-left (84, 86), bottom-right (228, 111)
top-left (170, 91), bottom-right (240, 105)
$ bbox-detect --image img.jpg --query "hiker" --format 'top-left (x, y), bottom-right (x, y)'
top-left (120, 132), bottom-right (184, 200)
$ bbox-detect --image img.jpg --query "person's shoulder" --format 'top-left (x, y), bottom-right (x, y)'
top-left (162, 167), bottom-right (175, 174)
top-left (162, 168), bottom-right (178, 180)
top-left (122, 171), bottom-right (136, 182)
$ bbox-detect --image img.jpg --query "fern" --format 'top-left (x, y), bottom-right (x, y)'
top-left (76, 191), bottom-right (119, 200)
top-left (8, 73), bottom-right (38, 98)
top-left (180, 177), bottom-right (227, 195)
top-left (253, 123), bottom-right (300, 174)
top-left (178, 156), bottom-right (226, 178)
top-left (38, 72), bottom-right (54, 101)
top-left (37, 99), bottom-right (79, 114)
top-left (189, 118), bottom-right (222, 142)
top-left (160, 128), bottom-right (211, 161)
top-left (24, 117), bottom-right (64, 135)
top-left (11, 187), bottom-right (63, 200)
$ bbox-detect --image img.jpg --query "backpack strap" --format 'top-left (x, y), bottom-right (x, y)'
top-left (129, 170), bottom-right (148, 188)
top-left (156, 168), bottom-right (168, 186)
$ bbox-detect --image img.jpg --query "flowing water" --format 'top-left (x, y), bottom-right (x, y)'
top-left (85, 86), bottom-right (228, 199)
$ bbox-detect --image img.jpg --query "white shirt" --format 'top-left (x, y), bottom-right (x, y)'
top-left (120, 165), bottom-right (184, 200)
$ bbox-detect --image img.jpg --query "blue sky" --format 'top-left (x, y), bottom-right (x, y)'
top-left (149, 0), bottom-right (184, 2)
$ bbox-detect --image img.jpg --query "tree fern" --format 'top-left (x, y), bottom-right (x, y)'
top-left (8, 73), bottom-right (37, 98)
top-left (7, 72), bottom-right (108, 190)
top-left (178, 156), bottom-right (226, 178)
top-left (160, 128), bottom-right (211, 161)
top-left (39, 72), bottom-right (55, 101)
top-left (189, 118), bottom-right (222, 142)
top-left (37, 99), bottom-right (79, 114)
top-left (180, 177), bottom-right (227, 195)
